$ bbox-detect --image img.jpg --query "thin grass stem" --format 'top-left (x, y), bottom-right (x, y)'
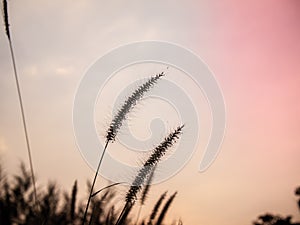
top-left (2, 0), bottom-right (38, 211)
top-left (82, 140), bottom-right (109, 225)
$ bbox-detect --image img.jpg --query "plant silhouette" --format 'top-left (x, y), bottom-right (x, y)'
top-left (253, 187), bottom-right (300, 225)
top-left (0, 163), bottom-right (181, 225)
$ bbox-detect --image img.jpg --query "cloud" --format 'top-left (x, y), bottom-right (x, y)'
top-left (55, 66), bottom-right (74, 76)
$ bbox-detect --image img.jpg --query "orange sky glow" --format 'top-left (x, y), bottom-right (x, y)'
top-left (0, 1), bottom-right (299, 225)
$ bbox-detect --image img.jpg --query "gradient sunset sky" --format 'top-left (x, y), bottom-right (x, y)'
top-left (0, 1), bottom-right (300, 225)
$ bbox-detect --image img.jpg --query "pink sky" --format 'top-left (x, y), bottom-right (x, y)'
top-left (0, 1), bottom-right (299, 225)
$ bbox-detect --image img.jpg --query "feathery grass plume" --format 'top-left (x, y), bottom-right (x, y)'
top-left (2, 0), bottom-right (38, 211)
top-left (116, 125), bottom-right (184, 225)
top-left (106, 72), bottom-right (165, 142)
top-left (70, 180), bottom-right (77, 221)
top-left (126, 125), bottom-right (184, 204)
top-left (82, 73), bottom-right (165, 225)
top-left (135, 166), bottom-right (156, 225)
top-left (2, 0), bottom-right (10, 39)
top-left (147, 191), bottom-right (167, 225)
top-left (141, 165), bottom-right (156, 206)
top-left (155, 192), bottom-right (178, 225)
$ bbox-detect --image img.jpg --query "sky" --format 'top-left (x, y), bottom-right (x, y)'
top-left (0, 1), bottom-right (300, 225)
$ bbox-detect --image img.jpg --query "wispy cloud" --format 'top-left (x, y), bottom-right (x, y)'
top-left (55, 66), bottom-right (74, 76)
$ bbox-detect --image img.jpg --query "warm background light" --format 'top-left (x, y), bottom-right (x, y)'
top-left (0, 1), bottom-right (299, 225)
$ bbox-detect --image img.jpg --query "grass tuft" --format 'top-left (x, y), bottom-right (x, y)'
top-left (116, 125), bottom-right (184, 225)
top-left (155, 192), bottom-right (178, 225)
top-left (126, 125), bottom-right (184, 204)
top-left (82, 73), bottom-right (165, 225)
top-left (147, 191), bottom-right (168, 225)
top-left (106, 72), bottom-right (164, 142)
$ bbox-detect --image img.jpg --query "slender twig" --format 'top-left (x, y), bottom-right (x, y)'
top-left (2, 0), bottom-right (38, 210)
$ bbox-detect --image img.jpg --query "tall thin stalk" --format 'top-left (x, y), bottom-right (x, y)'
top-left (2, 0), bottom-right (38, 210)
top-left (82, 140), bottom-right (108, 225)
